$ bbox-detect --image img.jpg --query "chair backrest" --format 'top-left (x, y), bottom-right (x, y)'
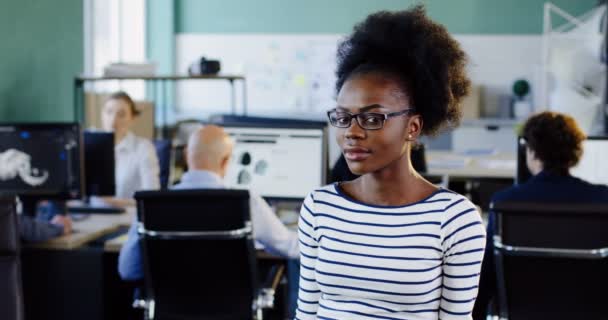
top-left (153, 139), bottom-right (172, 189)
top-left (0, 196), bottom-right (23, 320)
top-left (135, 189), bottom-right (258, 320)
top-left (491, 201), bottom-right (608, 320)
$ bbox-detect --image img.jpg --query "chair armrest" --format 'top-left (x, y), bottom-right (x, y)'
top-left (256, 264), bottom-right (285, 310)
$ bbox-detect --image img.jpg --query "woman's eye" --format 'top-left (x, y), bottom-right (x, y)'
top-left (364, 116), bottom-right (381, 124)
top-left (335, 114), bottom-right (350, 124)
top-left (337, 117), bottom-right (350, 124)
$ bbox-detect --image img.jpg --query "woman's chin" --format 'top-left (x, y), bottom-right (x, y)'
top-left (347, 162), bottom-right (370, 176)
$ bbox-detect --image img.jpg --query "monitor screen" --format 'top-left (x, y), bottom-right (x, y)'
top-left (0, 123), bottom-right (83, 198)
top-left (223, 125), bottom-right (327, 199)
top-left (571, 137), bottom-right (608, 185)
top-left (84, 131), bottom-right (115, 196)
top-left (517, 136), bottom-right (608, 185)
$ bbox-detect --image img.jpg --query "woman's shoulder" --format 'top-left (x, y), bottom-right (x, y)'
top-left (305, 183), bottom-right (340, 200)
top-left (439, 189), bottom-right (477, 211)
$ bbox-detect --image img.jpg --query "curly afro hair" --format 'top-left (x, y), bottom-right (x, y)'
top-left (523, 111), bottom-right (586, 174)
top-left (335, 5), bottom-right (470, 136)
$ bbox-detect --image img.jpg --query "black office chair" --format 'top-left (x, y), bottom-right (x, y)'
top-left (0, 196), bottom-right (23, 320)
top-left (153, 139), bottom-right (173, 189)
top-left (491, 201), bottom-right (608, 320)
top-left (134, 189), bottom-right (284, 320)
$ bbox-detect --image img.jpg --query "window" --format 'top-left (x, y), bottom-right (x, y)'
top-left (84, 0), bottom-right (146, 99)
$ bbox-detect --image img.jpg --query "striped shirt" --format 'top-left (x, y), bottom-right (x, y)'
top-left (296, 184), bottom-right (486, 320)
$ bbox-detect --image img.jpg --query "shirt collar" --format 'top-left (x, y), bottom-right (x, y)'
top-left (179, 170), bottom-right (225, 188)
top-left (531, 170), bottom-right (571, 182)
top-left (115, 131), bottom-right (136, 152)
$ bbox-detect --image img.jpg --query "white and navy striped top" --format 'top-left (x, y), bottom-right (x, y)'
top-left (296, 184), bottom-right (486, 320)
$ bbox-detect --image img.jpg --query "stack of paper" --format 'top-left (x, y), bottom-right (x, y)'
top-left (103, 62), bottom-right (157, 77)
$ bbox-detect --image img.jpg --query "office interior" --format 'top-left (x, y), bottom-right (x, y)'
top-left (1, 0), bottom-right (607, 319)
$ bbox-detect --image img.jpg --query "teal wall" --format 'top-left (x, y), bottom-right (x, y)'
top-left (174, 0), bottom-right (598, 34)
top-left (0, 0), bottom-right (83, 122)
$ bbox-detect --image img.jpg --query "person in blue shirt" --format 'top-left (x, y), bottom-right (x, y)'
top-left (118, 125), bottom-right (299, 281)
top-left (19, 201), bottom-right (72, 242)
top-left (473, 111), bottom-right (608, 319)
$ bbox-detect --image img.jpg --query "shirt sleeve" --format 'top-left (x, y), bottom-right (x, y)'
top-left (118, 217), bottom-right (144, 281)
top-left (249, 193), bottom-right (299, 259)
top-left (295, 193), bottom-right (321, 319)
top-left (139, 139), bottom-right (160, 191)
top-left (18, 215), bottom-right (63, 242)
top-left (439, 197), bottom-right (486, 319)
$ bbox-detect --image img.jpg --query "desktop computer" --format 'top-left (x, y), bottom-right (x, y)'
top-left (570, 137), bottom-right (608, 185)
top-left (0, 123), bottom-right (83, 215)
top-left (221, 121), bottom-right (328, 200)
top-left (83, 131), bottom-right (116, 196)
top-left (68, 131), bottom-right (124, 214)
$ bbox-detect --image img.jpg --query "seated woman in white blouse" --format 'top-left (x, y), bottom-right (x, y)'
top-left (100, 91), bottom-right (160, 207)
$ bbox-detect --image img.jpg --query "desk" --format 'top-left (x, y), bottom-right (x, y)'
top-left (426, 150), bottom-right (516, 179)
top-left (23, 209), bottom-right (135, 250)
top-left (104, 233), bottom-right (128, 253)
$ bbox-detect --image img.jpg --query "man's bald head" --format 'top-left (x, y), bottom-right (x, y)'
top-left (186, 125), bottom-right (234, 177)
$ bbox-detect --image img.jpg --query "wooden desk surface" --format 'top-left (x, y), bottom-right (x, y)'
top-left (25, 209), bottom-right (135, 250)
top-left (426, 150), bottom-right (516, 179)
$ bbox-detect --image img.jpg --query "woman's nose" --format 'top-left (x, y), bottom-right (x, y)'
top-left (344, 117), bottom-right (365, 139)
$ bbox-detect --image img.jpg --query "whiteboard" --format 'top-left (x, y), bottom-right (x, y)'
top-left (175, 33), bottom-right (543, 119)
top-left (223, 126), bottom-right (325, 199)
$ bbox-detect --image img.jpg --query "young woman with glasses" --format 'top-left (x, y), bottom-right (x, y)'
top-left (296, 6), bottom-right (486, 320)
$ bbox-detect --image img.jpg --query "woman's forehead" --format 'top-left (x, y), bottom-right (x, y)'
top-left (105, 99), bottom-right (129, 110)
top-left (337, 76), bottom-right (409, 112)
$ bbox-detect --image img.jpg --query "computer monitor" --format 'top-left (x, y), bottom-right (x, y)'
top-left (571, 137), bottom-right (608, 185)
top-left (517, 136), bottom-right (608, 185)
top-left (83, 131), bottom-right (115, 196)
top-left (221, 121), bottom-right (328, 200)
top-left (0, 123), bottom-right (83, 199)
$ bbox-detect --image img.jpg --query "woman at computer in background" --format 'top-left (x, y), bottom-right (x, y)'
top-left (100, 91), bottom-right (160, 207)
top-left (296, 6), bottom-right (486, 320)
top-left (473, 111), bottom-right (608, 319)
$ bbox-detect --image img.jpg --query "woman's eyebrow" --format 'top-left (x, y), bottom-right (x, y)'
top-left (335, 104), bottom-right (386, 112)
top-left (359, 104), bottom-right (385, 112)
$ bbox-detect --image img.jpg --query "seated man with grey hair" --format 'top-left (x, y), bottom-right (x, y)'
top-left (118, 125), bottom-right (299, 280)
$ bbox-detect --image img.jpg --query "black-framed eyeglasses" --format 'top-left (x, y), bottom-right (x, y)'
top-left (327, 108), bottom-right (415, 130)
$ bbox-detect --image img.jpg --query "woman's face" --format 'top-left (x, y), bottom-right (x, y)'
top-left (102, 98), bottom-right (134, 135)
top-left (335, 73), bottom-right (421, 175)
top-left (526, 146), bottom-right (543, 175)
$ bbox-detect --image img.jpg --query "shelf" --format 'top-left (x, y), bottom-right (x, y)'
top-left (75, 74), bottom-right (245, 81)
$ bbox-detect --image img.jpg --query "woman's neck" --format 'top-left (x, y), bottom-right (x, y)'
top-left (114, 130), bottom-right (128, 145)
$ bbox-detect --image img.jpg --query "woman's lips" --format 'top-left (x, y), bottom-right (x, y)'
top-left (344, 147), bottom-right (371, 161)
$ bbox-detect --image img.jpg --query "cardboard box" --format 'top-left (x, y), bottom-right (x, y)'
top-left (461, 85), bottom-right (482, 120)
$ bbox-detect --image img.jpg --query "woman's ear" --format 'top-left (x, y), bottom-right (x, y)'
top-left (406, 115), bottom-right (423, 141)
top-left (220, 152), bottom-right (232, 175)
